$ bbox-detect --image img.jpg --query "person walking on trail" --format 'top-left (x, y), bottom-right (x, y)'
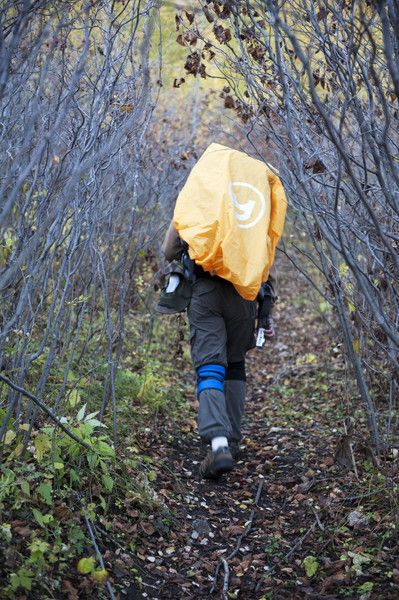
top-left (158, 143), bottom-right (287, 480)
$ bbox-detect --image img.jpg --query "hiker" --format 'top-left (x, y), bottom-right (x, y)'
top-left (158, 143), bottom-right (287, 479)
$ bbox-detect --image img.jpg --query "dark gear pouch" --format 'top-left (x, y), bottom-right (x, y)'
top-left (155, 246), bottom-right (193, 314)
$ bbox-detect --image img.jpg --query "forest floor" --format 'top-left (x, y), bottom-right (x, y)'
top-left (3, 260), bottom-right (397, 600)
top-left (108, 261), bottom-right (398, 600)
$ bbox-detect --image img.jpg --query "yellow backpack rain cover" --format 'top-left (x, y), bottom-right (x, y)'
top-left (173, 143), bottom-right (288, 300)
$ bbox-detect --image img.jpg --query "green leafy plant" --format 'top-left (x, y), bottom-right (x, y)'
top-left (358, 581), bottom-right (374, 594)
top-left (303, 555), bottom-right (318, 578)
top-left (8, 568), bottom-right (34, 593)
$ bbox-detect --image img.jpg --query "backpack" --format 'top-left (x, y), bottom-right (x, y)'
top-left (173, 143), bottom-right (287, 300)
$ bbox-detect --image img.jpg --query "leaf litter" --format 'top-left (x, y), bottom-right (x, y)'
top-left (109, 258), bottom-right (398, 600)
top-left (9, 258), bottom-right (395, 599)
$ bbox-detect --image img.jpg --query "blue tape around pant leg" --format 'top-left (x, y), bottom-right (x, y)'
top-left (197, 378), bottom-right (224, 394)
top-left (197, 364), bottom-right (226, 394)
top-left (198, 364), bottom-right (226, 376)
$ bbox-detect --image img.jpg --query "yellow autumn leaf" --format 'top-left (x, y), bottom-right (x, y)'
top-left (10, 442), bottom-right (24, 458)
top-left (4, 430), bottom-right (16, 445)
top-left (77, 557), bottom-right (95, 574)
top-left (304, 353), bottom-right (317, 364)
top-left (353, 339), bottom-right (360, 353)
top-left (348, 301), bottom-right (355, 314)
top-left (68, 389), bottom-right (81, 407)
top-left (92, 568), bottom-right (108, 583)
top-left (147, 470), bottom-right (157, 482)
top-left (34, 433), bottom-right (51, 461)
top-left (339, 262), bottom-right (348, 277)
top-left (296, 353), bottom-right (317, 366)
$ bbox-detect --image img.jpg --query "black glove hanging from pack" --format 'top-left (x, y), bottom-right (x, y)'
top-left (256, 280), bottom-right (277, 347)
top-left (181, 240), bottom-right (196, 283)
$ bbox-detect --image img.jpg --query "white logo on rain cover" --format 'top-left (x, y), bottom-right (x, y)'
top-left (228, 181), bottom-right (266, 229)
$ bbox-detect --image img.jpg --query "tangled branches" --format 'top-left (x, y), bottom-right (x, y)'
top-left (176, 0), bottom-right (399, 452)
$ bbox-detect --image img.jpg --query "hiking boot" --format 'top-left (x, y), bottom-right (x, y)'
top-left (199, 447), bottom-right (233, 479)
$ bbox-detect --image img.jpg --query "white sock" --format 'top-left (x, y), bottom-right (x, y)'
top-left (211, 436), bottom-right (228, 452)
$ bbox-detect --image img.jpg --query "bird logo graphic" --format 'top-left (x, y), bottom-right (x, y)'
top-left (228, 181), bottom-right (266, 229)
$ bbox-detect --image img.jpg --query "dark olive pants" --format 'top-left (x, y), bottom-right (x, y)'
top-left (187, 277), bottom-right (257, 442)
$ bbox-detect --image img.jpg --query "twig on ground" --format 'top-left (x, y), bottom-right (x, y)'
top-left (84, 514), bottom-right (116, 600)
top-left (341, 490), bottom-right (382, 502)
top-left (210, 562), bottom-right (222, 595)
top-left (284, 522), bottom-right (316, 561)
top-left (349, 439), bottom-right (359, 480)
top-left (0, 374), bottom-right (91, 450)
top-left (225, 478), bottom-right (264, 561)
top-left (221, 557), bottom-right (229, 600)
top-left (311, 506), bottom-right (325, 531)
top-left (255, 521), bottom-right (317, 593)
top-left (94, 523), bottom-right (158, 583)
top-left (210, 478), bottom-right (264, 596)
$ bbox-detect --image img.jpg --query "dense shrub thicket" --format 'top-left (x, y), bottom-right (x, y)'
top-left (0, 0), bottom-right (198, 446)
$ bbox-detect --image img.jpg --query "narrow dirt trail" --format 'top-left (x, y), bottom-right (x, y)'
top-left (120, 260), bottom-right (397, 600)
